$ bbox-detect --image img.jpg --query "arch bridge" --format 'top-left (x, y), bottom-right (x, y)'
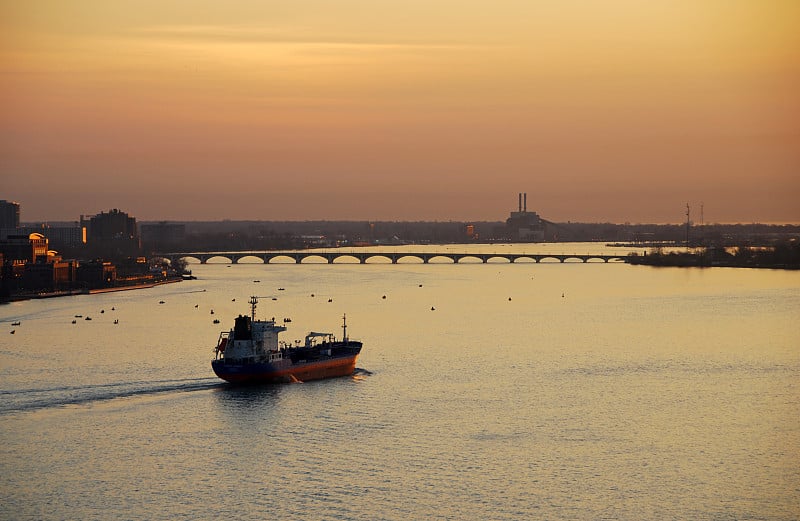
top-left (156, 250), bottom-right (629, 265)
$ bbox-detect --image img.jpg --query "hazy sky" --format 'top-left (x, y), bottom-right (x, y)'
top-left (2, 1), bottom-right (798, 223)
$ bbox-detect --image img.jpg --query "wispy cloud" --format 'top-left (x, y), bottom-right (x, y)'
top-left (130, 24), bottom-right (490, 50)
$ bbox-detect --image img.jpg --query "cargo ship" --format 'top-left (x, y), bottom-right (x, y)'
top-left (211, 296), bottom-right (363, 384)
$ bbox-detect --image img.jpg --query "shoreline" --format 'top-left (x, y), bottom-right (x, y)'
top-left (1, 278), bottom-right (184, 303)
top-left (88, 278), bottom-right (183, 294)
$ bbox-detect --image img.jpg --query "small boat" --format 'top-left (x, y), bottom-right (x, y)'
top-left (10, 330), bottom-right (15, 334)
top-left (213, 319), bottom-right (220, 324)
top-left (85, 316), bottom-right (92, 321)
top-left (72, 320), bottom-right (77, 324)
top-left (11, 321), bottom-right (20, 326)
top-left (211, 296), bottom-right (363, 385)
top-left (159, 300), bottom-right (165, 304)
top-left (278, 288), bottom-right (285, 291)
top-left (74, 315), bottom-right (82, 318)
top-left (114, 319), bottom-right (119, 324)
top-left (101, 309), bottom-right (105, 313)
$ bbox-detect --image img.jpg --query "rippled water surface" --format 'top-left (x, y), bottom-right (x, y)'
top-left (2, 247), bottom-right (799, 520)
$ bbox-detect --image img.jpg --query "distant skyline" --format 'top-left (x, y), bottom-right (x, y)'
top-left (2, 1), bottom-right (798, 224)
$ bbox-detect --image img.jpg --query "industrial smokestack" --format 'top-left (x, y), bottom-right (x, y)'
top-left (518, 193), bottom-right (522, 212)
top-left (524, 193), bottom-right (527, 212)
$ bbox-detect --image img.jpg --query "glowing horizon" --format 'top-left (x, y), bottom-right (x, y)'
top-left (1, 1), bottom-right (798, 224)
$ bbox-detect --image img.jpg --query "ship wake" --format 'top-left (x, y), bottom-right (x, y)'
top-left (0, 377), bottom-right (223, 414)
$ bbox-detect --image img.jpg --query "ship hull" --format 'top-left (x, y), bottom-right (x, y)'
top-left (212, 353), bottom-right (359, 384)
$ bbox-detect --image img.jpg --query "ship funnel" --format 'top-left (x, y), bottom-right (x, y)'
top-left (524, 192), bottom-right (527, 212)
top-left (518, 193), bottom-right (522, 212)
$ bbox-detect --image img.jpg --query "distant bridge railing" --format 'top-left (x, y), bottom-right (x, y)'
top-left (155, 250), bottom-right (630, 265)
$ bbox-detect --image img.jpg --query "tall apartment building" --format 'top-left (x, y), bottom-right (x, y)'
top-left (81, 209), bottom-right (141, 257)
top-left (0, 200), bottom-right (21, 230)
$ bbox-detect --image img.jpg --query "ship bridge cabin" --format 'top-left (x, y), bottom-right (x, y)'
top-left (215, 314), bottom-right (286, 362)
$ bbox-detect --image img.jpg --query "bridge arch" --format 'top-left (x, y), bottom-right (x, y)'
top-left (298, 254), bottom-right (330, 264)
top-left (395, 255), bottom-right (424, 264)
top-left (455, 255), bottom-right (485, 264)
top-left (484, 256), bottom-right (511, 263)
top-left (537, 256), bottom-right (563, 263)
top-left (331, 254), bottom-right (362, 264)
top-left (205, 255), bottom-right (234, 264)
top-left (363, 254), bottom-right (393, 264)
top-left (427, 255), bottom-right (456, 264)
top-left (265, 254), bottom-right (297, 264)
top-left (511, 256), bottom-right (537, 263)
top-left (236, 255), bottom-right (266, 264)
top-left (177, 255), bottom-right (202, 264)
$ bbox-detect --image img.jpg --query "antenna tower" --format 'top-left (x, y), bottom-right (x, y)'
top-left (685, 203), bottom-right (691, 248)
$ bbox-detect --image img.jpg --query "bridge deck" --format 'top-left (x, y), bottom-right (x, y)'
top-left (157, 250), bottom-right (630, 265)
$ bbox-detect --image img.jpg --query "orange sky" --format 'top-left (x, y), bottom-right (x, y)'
top-left (1, 1), bottom-right (798, 223)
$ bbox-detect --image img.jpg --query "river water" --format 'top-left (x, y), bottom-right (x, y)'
top-left (1, 244), bottom-right (798, 520)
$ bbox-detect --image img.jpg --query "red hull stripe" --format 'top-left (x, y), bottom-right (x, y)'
top-left (213, 355), bottom-right (359, 384)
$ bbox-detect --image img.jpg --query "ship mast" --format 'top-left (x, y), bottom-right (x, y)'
top-left (342, 314), bottom-right (348, 342)
top-left (249, 296), bottom-right (258, 321)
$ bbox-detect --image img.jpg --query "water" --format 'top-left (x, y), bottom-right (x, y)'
top-left (1, 246), bottom-right (799, 520)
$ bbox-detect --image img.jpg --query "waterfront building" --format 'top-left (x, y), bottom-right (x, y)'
top-left (22, 258), bottom-right (78, 291)
top-left (76, 261), bottom-right (117, 289)
top-left (0, 233), bottom-right (49, 264)
top-left (16, 223), bottom-right (84, 249)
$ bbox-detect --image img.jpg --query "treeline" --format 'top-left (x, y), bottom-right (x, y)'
top-left (127, 219), bottom-right (800, 255)
top-left (628, 241), bottom-right (800, 269)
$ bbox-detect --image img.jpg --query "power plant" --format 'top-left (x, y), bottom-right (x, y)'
top-left (505, 192), bottom-right (546, 241)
